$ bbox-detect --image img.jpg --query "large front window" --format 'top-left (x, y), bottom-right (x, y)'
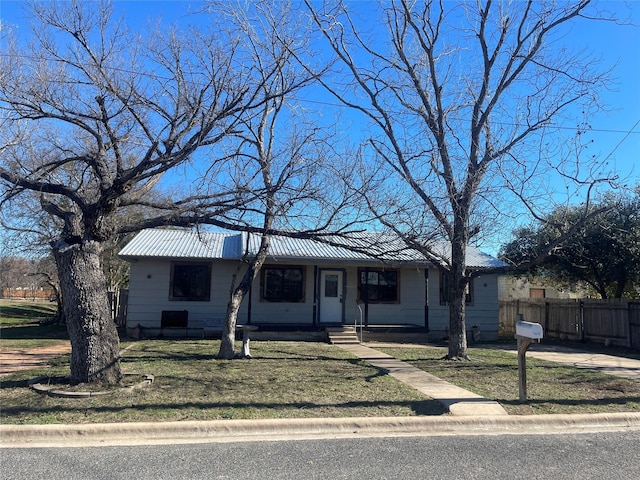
top-left (261, 266), bottom-right (305, 302)
top-left (169, 263), bottom-right (211, 301)
top-left (358, 268), bottom-right (399, 303)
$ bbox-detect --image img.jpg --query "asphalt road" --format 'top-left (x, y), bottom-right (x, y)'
top-left (2, 431), bottom-right (639, 480)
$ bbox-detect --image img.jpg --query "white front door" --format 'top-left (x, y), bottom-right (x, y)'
top-left (319, 270), bottom-right (343, 324)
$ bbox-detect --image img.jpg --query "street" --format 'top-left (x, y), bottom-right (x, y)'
top-left (2, 431), bottom-right (639, 480)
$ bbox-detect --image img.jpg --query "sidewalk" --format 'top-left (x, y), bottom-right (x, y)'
top-left (335, 343), bottom-right (508, 416)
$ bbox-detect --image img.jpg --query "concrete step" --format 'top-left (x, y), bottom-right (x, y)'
top-left (326, 327), bottom-right (360, 345)
top-left (325, 326), bottom-right (356, 333)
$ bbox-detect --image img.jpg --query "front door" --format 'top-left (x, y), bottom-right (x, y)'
top-left (319, 270), bottom-right (344, 324)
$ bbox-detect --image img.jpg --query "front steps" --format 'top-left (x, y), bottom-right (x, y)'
top-left (325, 326), bottom-right (360, 345)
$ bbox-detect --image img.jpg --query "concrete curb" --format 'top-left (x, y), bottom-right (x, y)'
top-left (2, 413), bottom-right (640, 448)
top-left (28, 374), bottom-right (154, 398)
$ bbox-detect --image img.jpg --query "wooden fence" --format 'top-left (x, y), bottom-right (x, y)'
top-left (107, 290), bottom-right (128, 327)
top-left (500, 298), bottom-right (640, 349)
top-left (1, 288), bottom-right (54, 301)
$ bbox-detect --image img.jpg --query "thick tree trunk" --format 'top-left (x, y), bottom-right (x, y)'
top-left (447, 228), bottom-right (470, 361)
top-left (447, 281), bottom-right (468, 360)
top-left (218, 287), bottom-right (246, 359)
top-left (53, 239), bottom-right (122, 385)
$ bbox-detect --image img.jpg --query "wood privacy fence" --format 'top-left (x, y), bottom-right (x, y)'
top-left (1, 288), bottom-right (55, 301)
top-left (107, 289), bottom-right (128, 327)
top-left (500, 299), bottom-right (640, 349)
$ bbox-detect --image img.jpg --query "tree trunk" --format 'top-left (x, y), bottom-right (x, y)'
top-left (218, 236), bottom-right (271, 359)
top-left (447, 280), bottom-right (468, 360)
top-left (218, 286), bottom-right (246, 359)
top-left (447, 229), bottom-right (470, 360)
top-left (53, 239), bottom-right (122, 385)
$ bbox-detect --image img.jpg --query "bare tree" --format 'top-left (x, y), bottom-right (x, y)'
top-left (207, 1), bottom-right (349, 359)
top-left (304, 0), bottom-right (617, 359)
top-left (0, 0), bottom-right (271, 384)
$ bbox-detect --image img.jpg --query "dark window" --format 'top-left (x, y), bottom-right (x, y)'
top-left (439, 271), bottom-right (473, 305)
top-left (358, 269), bottom-right (399, 303)
top-left (261, 266), bottom-right (305, 302)
top-left (170, 263), bottom-right (211, 301)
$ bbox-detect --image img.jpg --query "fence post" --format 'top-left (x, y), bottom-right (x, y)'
top-left (579, 300), bottom-right (585, 342)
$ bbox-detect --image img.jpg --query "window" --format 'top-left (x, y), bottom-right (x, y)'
top-left (529, 288), bottom-right (545, 299)
top-left (261, 266), bottom-right (305, 302)
top-left (170, 263), bottom-right (211, 301)
top-left (439, 271), bottom-right (473, 305)
top-left (358, 268), bottom-right (399, 303)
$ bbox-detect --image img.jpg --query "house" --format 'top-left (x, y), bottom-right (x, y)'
top-left (119, 228), bottom-right (505, 341)
top-left (498, 275), bottom-right (586, 299)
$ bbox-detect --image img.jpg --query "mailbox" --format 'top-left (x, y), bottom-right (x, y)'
top-left (516, 320), bottom-right (543, 340)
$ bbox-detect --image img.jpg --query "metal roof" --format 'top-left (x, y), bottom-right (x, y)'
top-left (119, 228), bottom-right (506, 269)
top-left (118, 228), bottom-right (236, 259)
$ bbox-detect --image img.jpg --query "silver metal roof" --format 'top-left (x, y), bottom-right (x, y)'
top-left (118, 228), bottom-right (236, 259)
top-left (119, 228), bottom-right (506, 268)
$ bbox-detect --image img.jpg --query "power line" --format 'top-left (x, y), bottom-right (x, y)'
top-left (602, 118), bottom-right (640, 162)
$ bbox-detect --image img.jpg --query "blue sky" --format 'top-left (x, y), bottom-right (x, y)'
top-left (1, 1), bottom-right (639, 254)
top-left (2, 0), bottom-right (637, 179)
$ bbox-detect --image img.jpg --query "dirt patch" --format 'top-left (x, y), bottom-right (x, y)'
top-left (0, 342), bottom-right (71, 376)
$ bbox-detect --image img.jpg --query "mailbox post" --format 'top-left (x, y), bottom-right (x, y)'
top-left (515, 314), bottom-right (543, 402)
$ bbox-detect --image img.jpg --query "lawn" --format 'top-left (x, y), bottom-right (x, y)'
top-left (378, 345), bottom-right (640, 415)
top-left (2, 300), bottom-right (640, 423)
top-left (0, 300), bottom-right (68, 350)
top-left (0, 339), bottom-right (446, 424)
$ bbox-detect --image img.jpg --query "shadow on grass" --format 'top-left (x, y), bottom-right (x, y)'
top-left (1, 397), bottom-right (447, 418)
top-left (122, 353), bottom-right (218, 363)
top-left (480, 340), bottom-right (640, 361)
top-left (0, 303), bottom-right (57, 320)
top-left (0, 324), bottom-right (69, 340)
top-left (497, 396), bottom-right (640, 408)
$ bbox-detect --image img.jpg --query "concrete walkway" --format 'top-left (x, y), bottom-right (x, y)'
top-left (502, 344), bottom-right (640, 381)
top-left (334, 343), bottom-right (508, 416)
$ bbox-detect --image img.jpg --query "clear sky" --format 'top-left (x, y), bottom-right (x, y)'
top-left (2, 0), bottom-right (637, 178)
top-left (1, 0), bottom-right (639, 254)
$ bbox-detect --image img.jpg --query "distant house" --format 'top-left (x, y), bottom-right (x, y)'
top-left (119, 228), bottom-right (506, 341)
top-left (498, 275), bottom-right (585, 299)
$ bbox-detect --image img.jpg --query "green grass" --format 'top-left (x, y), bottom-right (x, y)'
top-left (379, 345), bottom-right (640, 415)
top-left (0, 300), bottom-right (68, 350)
top-left (2, 300), bottom-right (639, 423)
top-left (0, 301), bottom-right (58, 325)
top-left (0, 340), bottom-right (446, 424)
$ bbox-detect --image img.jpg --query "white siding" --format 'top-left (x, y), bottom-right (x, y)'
top-left (361, 267), bottom-right (427, 326)
top-left (126, 259), bottom-right (498, 337)
top-left (247, 263), bottom-right (315, 325)
top-left (427, 271), bottom-right (500, 341)
top-left (126, 259), bottom-right (248, 331)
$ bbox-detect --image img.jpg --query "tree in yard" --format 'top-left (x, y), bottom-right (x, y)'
top-left (0, 1), bottom-right (270, 384)
top-left (500, 188), bottom-right (640, 299)
top-left (208, 1), bottom-right (340, 359)
top-left (303, 0), bottom-right (617, 359)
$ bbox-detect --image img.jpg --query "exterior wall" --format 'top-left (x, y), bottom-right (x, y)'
top-left (247, 263), bottom-right (316, 325)
top-left (126, 259), bottom-right (249, 335)
top-left (498, 275), bottom-right (584, 299)
top-left (125, 258), bottom-right (499, 339)
top-left (427, 272), bottom-right (500, 341)
top-left (359, 267), bottom-right (427, 326)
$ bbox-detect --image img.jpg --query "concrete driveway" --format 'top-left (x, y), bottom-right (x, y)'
top-left (502, 344), bottom-right (640, 380)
